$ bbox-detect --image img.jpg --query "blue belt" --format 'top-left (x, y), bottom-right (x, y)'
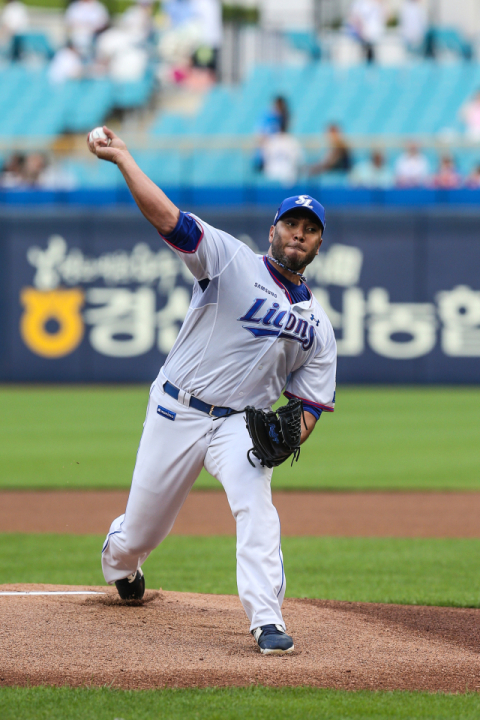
top-left (163, 381), bottom-right (236, 418)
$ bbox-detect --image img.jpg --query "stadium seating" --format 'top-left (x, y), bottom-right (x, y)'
top-left (143, 62), bottom-right (480, 189)
top-left (151, 62), bottom-right (480, 139)
top-left (3, 59), bottom-right (480, 190)
top-left (284, 31), bottom-right (322, 62)
top-left (3, 60), bottom-right (478, 142)
top-left (0, 65), bottom-right (156, 141)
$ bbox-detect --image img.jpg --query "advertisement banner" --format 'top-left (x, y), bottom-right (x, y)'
top-left (0, 208), bottom-right (479, 383)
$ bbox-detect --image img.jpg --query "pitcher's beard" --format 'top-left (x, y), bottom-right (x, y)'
top-left (270, 229), bottom-right (318, 273)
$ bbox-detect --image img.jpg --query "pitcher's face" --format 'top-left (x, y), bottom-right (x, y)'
top-left (269, 210), bottom-right (323, 273)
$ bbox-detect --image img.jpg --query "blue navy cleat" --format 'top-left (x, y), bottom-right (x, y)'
top-left (115, 567), bottom-right (145, 601)
top-left (252, 624), bottom-right (294, 655)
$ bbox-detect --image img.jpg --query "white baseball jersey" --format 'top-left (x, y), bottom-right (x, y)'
top-left (102, 207), bottom-right (336, 636)
top-left (159, 214), bottom-right (337, 413)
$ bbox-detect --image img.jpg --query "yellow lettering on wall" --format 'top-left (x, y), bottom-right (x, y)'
top-left (20, 288), bottom-right (85, 358)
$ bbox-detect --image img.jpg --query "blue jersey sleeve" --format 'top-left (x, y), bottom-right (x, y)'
top-left (161, 211), bottom-right (203, 252)
top-left (159, 212), bottom-right (245, 282)
top-left (302, 402), bottom-right (322, 421)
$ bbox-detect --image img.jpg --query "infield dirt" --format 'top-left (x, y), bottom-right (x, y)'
top-left (2, 491), bottom-right (480, 693)
top-left (2, 490), bottom-right (480, 536)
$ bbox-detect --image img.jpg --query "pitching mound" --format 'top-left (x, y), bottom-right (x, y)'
top-left (1, 585), bottom-right (480, 692)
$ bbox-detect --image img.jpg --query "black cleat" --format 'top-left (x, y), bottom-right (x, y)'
top-left (252, 624), bottom-right (294, 655)
top-left (115, 567), bottom-right (145, 600)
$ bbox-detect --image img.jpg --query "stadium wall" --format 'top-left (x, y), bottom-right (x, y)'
top-left (0, 206), bottom-right (478, 384)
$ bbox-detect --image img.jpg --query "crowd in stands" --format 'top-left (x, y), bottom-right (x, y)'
top-left (4, 91), bottom-right (480, 191)
top-left (0, 0), bottom-right (474, 90)
top-left (254, 95), bottom-right (480, 190)
top-left (2, 0), bottom-right (480, 191)
top-left (0, 152), bottom-right (76, 189)
top-left (3, 143), bottom-right (478, 190)
top-left (348, 0), bottom-right (444, 62)
top-left (350, 146), bottom-right (480, 189)
top-left (0, 0), bottom-right (222, 86)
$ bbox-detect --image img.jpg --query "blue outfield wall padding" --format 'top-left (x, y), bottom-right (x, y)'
top-left (1, 186), bottom-right (480, 207)
top-left (315, 187), bottom-right (375, 206)
top-left (191, 186), bottom-right (247, 206)
top-left (386, 188), bottom-right (438, 206)
top-left (0, 206), bottom-right (479, 384)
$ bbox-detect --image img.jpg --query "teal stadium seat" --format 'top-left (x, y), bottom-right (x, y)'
top-left (132, 150), bottom-right (184, 186)
top-left (0, 68), bottom-right (115, 140)
top-left (65, 158), bottom-right (120, 188)
top-left (151, 114), bottom-right (194, 135)
top-left (65, 79), bottom-right (114, 133)
top-left (190, 150), bottom-right (246, 186)
top-left (8, 32), bottom-right (54, 60)
top-left (284, 31), bottom-right (321, 62)
top-left (112, 69), bottom-right (156, 110)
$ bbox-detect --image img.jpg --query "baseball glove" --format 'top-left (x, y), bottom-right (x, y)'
top-left (244, 397), bottom-right (303, 469)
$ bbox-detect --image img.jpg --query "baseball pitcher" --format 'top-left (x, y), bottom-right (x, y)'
top-left (88, 126), bottom-right (337, 655)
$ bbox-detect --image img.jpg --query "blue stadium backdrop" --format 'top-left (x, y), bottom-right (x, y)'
top-left (0, 207), bottom-right (479, 383)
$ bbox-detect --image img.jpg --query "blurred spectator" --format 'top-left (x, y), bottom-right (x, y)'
top-left (65, 0), bottom-right (109, 59)
top-left (1, 152), bottom-right (76, 190)
top-left (0, 0), bottom-right (29, 60)
top-left (120, 0), bottom-right (155, 45)
top-left (22, 153), bottom-right (76, 189)
top-left (349, 150), bottom-right (394, 188)
top-left (160, 0), bottom-right (221, 86)
top-left (400, 0), bottom-right (427, 53)
top-left (0, 153), bottom-right (25, 187)
top-left (308, 124), bottom-right (352, 177)
top-left (37, 159), bottom-right (77, 190)
top-left (349, 0), bottom-right (386, 63)
top-left (259, 96), bottom-right (289, 136)
top-left (432, 156), bottom-right (461, 189)
top-left (48, 41), bottom-right (83, 84)
top-left (190, 0), bottom-right (222, 78)
top-left (465, 164), bottom-right (480, 188)
top-left (459, 90), bottom-right (480, 142)
top-left (395, 142), bottom-right (429, 187)
top-left (262, 118), bottom-right (303, 187)
top-left (164, 0), bottom-right (195, 28)
top-left (96, 26), bottom-right (148, 81)
top-left (254, 96), bottom-right (290, 172)
top-left (22, 153), bottom-right (48, 187)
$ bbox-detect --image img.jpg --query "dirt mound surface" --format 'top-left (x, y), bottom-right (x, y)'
top-left (1, 585), bottom-right (480, 693)
top-left (3, 490), bottom-right (480, 537)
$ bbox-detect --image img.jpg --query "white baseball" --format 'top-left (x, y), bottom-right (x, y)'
top-left (89, 127), bottom-right (110, 145)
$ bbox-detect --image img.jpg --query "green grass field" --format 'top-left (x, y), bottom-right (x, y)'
top-left (2, 533), bottom-right (480, 607)
top-left (2, 385), bottom-right (480, 717)
top-left (19, 0), bottom-right (133, 14)
top-left (1, 385), bottom-right (479, 490)
top-left (2, 686), bottom-right (480, 720)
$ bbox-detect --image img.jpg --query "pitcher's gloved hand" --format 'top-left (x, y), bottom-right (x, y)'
top-left (244, 397), bottom-right (303, 468)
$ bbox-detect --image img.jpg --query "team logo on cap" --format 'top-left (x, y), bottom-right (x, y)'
top-left (295, 195), bottom-right (313, 208)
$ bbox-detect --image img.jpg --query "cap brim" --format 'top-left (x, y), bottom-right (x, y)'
top-left (276, 206), bottom-right (324, 231)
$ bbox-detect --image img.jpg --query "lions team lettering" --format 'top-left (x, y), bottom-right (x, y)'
top-left (239, 298), bottom-right (315, 351)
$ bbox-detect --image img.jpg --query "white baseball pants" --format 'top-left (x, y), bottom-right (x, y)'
top-left (101, 378), bottom-right (286, 631)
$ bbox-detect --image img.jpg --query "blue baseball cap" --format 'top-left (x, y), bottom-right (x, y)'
top-left (273, 194), bottom-right (326, 232)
